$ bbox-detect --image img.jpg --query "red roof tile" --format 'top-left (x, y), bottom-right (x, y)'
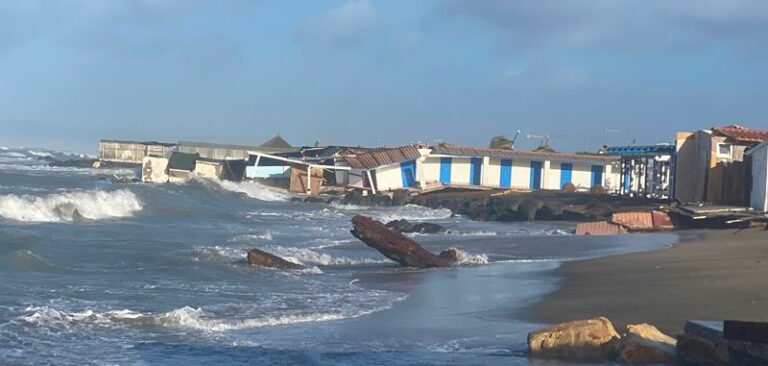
top-left (712, 124), bottom-right (768, 143)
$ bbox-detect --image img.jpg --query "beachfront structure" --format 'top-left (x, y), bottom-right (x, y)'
top-left (746, 141), bottom-right (768, 212)
top-left (247, 151), bottom-right (351, 195)
top-left (167, 152), bottom-right (199, 183)
top-left (99, 139), bottom-right (176, 164)
top-left (141, 156), bottom-right (170, 183)
top-left (425, 145), bottom-right (619, 192)
top-left (674, 124), bottom-right (768, 205)
top-left (342, 144), bottom-right (619, 194)
top-left (178, 134), bottom-right (299, 161)
top-left (604, 144), bottom-right (675, 199)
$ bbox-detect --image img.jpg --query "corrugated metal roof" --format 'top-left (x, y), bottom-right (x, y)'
top-left (431, 145), bottom-right (617, 163)
top-left (712, 124), bottom-right (768, 143)
top-left (345, 145), bottom-right (422, 170)
top-left (605, 145), bottom-right (675, 155)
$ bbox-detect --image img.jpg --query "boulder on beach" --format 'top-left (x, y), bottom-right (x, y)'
top-left (247, 248), bottom-right (302, 269)
top-left (527, 317), bottom-right (622, 362)
top-left (619, 323), bottom-right (677, 365)
top-left (351, 215), bottom-right (455, 268)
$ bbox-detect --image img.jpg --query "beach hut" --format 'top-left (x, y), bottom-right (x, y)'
top-left (167, 152), bottom-right (199, 183)
top-left (424, 145), bottom-right (618, 192)
top-left (604, 144), bottom-right (675, 198)
top-left (344, 145), bottom-right (429, 193)
top-left (99, 139), bottom-right (176, 165)
top-left (141, 156), bottom-right (170, 183)
top-left (674, 124), bottom-right (768, 205)
top-left (746, 141), bottom-right (768, 212)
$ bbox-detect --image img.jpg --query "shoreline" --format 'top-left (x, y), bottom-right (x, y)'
top-left (524, 228), bottom-right (768, 336)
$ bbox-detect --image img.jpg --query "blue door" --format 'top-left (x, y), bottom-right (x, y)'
top-left (591, 165), bottom-right (604, 187)
top-left (439, 157), bottom-right (452, 184)
top-left (469, 158), bottom-right (482, 185)
top-left (560, 163), bottom-right (573, 188)
top-left (530, 161), bottom-right (542, 189)
top-left (401, 160), bottom-right (416, 188)
top-left (500, 159), bottom-right (512, 188)
top-left (623, 167), bottom-right (630, 193)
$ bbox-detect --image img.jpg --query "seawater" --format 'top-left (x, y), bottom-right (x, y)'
top-left (0, 148), bottom-right (678, 365)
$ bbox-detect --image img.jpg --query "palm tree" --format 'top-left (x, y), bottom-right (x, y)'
top-left (489, 135), bottom-right (513, 150)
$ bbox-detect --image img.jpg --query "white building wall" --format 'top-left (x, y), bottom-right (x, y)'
top-left (484, 158), bottom-right (502, 188)
top-left (374, 164), bottom-right (404, 191)
top-left (570, 163), bottom-right (593, 189)
top-left (749, 143), bottom-right (768, 212)
top-left (450, 157), bottom-right (472, 185)
top-left (141, 157), bottom-right (169, 183)
top-left (544, 162), bottom-right (562, 190)
top-left (421, 157), bottom-right (441, 186)
top-left (511, 159), bottom-right (531, 189)
top-left (194, 161), bottom-right (222, 180)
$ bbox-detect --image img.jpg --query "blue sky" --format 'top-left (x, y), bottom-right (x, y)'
top-left (1, 0), bottom-right (767, 153)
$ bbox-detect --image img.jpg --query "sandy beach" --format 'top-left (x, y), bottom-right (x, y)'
top-left (528, 228), bottom-right (768, 336)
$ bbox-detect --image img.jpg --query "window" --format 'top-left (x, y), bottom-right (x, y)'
top-left (716, 143), bottom-right (732, 158)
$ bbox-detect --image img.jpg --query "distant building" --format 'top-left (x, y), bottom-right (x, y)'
top-left (604, 144), bottom-right (675, 199)
top-left (674, 124), bottom-right (768, 205)
top-left (99, 139), bottom-right (176, 164)
top-left (178, 134), bottom-right (299, 161)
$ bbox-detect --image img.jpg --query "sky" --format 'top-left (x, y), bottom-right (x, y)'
top-left (1, 0), bottom-right (767, 153)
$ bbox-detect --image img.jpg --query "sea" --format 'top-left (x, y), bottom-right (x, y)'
top-left (0, 147), bottom-right (678, 365)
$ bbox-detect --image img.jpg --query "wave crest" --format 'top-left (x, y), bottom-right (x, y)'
top-left (0, 189), bottom-right (142, 222)
top-left (216, 180), bottom-right (289, 202)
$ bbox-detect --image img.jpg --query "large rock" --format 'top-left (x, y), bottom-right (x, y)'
top-left (528, 317), bottom-right (622, 362)
top-left (247, 248), bottom-right (302, 269)
top-left (516, 199), bottom-right (544, 221)
top-left (350, 215), bottom-right (455, 268)
top-left (385, 219), bottom-right (446, 234)
top-left (619, 323), bottom-right (677, 365)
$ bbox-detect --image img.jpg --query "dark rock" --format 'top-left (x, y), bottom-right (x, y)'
top-left (290, 197), bottom-right (304, 203)
top-left (517, 199), bottom-right (544, 221)
top-left (350, 215), bottom-right (455, 268)
top-left (411, 223), bottom-right (447, 234)
top-left (535, 201), bottom-right (564, 220)
top-left (302, 196), bottom-right (326, 204)
top-left (438, 248), bottom-right (460, 262)
top-left (562, 182), bottom-right (576, 192)
top-left (391, 190), bottom-right (411, 206)
top-left (385, 219), bottom-right (415, 233)
top-left (247, 248), bottom-right (302, 269)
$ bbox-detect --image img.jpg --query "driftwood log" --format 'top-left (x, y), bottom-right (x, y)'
top-left (350, 215), bottom-right (457, 268)
top-left (247, 248), bottom-right (302, 269)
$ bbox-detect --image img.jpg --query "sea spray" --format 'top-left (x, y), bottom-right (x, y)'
top-left (0, 189), bottom-right (142, 222)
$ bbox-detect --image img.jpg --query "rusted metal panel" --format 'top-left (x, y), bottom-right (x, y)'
top-left (611, 212), bottom-right (654, 231)
top-left (575, 221), bottom-right (627, 235)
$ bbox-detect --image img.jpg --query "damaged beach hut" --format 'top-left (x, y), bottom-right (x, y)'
top-left (247, 151), bottom-right (350, 195)
top-left (343, 145), bottom-right (429, 194)
top-left (167, 152), bottom-right (199, 183)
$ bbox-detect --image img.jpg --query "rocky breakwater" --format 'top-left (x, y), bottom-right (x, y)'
top-left (411, 189), bottom-right (668, 222)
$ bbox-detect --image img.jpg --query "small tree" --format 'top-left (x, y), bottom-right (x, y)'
top-left (489, 135), bottom-right (513, 150)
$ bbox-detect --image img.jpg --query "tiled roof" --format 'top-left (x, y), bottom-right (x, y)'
top-left (345, 145), bottom-right (422, 170)
top-left (430, 145), bottom-right (617, 163)
top-left (712, 124), bottom-right (768, 143)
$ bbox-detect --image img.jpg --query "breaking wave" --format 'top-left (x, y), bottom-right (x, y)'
top-left (216, 180), bottom-right (289, 202)
top-left (0, 189), bottom-right (142, 223)
top-left (331, 203), bottom-right (453, 222)
top-left (448, 248), bottom-right (489, 265)
top-left (270, 247), bottom-right (393, 266)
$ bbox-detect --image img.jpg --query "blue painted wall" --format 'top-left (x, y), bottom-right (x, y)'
top-left (401, 160), bottom-right (416, 188)
top-left (499, 159), bottom-right (512, 188)
top-left (440, 157), bottom-right (451, 184)
top-left (530, 161), bottom-right (542, 189)
top-left (469, 158), bottom-right (482, 185)
top-left (591, 165), bottom-right (604, 187)
top-left (559, 163), bottom-right (572, 188)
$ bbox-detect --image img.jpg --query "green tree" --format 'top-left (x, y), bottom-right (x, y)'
top-left (489, 135), bottom-right (513, 150)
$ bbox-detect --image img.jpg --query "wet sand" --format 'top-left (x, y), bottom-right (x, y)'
top-left (528, 228), bottom-right (768, 336)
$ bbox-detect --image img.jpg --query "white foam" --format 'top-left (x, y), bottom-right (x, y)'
top-left (330, 203), bottom-right (453, 222)
top-left (270, 247), bottom-right (392, 266)
top-left (231, 232), bottom-right (273, 242)
top-left (448, 248), bottom-right (489, 265)
top-left (0, 189), bottom-right (142, 222)
top-left (217, 180), bottom-right (289, 202)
